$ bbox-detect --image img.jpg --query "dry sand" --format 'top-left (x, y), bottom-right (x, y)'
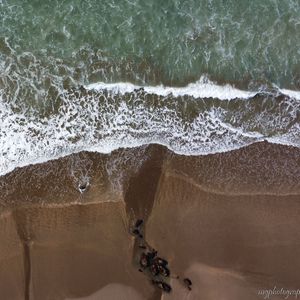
top-left (0, 142), bottom-right (299, 299)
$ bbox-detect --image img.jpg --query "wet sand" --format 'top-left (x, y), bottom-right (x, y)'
top-left (0, 142), bottom-right (299, 299)
top-left (147, 171), bottom-right (300, 299)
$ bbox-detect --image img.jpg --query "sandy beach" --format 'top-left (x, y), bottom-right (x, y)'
top-left (0, 142), bottom-right (299, 299)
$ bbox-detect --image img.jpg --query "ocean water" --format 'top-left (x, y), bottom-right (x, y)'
top-left (0, 0), bottom-right (299, 175)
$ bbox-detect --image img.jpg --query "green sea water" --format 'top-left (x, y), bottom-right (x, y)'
top-left (1, 0), bottom-right (299, 88)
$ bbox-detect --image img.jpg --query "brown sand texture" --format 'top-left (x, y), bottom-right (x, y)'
top-left (0, 142), bottom-right (299, 300)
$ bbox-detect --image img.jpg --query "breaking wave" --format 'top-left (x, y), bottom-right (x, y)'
top-left (0, 78), bottom-right (299, 176)
top-left (86, 77), bottom-right (257, 100)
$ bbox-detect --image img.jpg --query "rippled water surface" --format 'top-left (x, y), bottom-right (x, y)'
top-left (0, 0), bottom-right (299, 175)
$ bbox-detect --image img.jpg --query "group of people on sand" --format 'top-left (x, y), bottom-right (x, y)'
top-left (131, 219), bottom-right (192, 293)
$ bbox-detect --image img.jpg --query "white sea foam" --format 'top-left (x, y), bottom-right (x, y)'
top-left (279, 88), bottom-right (300, 101)
top-left (86, 76), bottom-right (257, 100)
top-left (0, 79), bottom-right (299, 177)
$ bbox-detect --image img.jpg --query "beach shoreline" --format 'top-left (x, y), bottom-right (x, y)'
top-left (0, 141), bottom-right (299, 299)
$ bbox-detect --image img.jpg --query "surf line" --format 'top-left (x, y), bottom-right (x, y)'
top-left (85, 77), bottom-right (257, 101)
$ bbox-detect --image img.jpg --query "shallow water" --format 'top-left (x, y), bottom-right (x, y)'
top-left (0, 0), bottom-right (299, 175)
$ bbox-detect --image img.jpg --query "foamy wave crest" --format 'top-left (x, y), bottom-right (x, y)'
top-left (86, 76), bottom-right (256, 100)
top-left (0, 80), bottom-right (299, 176)
top-left (278, 89), bottom-right (300, 101)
